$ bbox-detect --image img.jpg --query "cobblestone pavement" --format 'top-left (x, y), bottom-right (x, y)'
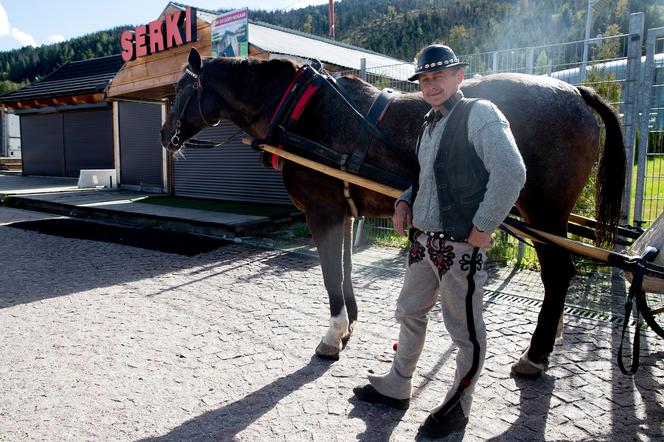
top-left (0, 207), bottom-right (662, 441)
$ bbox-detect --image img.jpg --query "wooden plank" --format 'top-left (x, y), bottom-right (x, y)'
top-left (245, 139), bottom-right (403, 199)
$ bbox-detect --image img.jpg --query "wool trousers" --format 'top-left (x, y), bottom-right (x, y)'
top-left (368, 233), bottom-right (487, 417)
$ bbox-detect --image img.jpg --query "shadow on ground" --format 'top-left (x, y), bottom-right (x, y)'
top-left (139, 357), bottom-right (332, 441)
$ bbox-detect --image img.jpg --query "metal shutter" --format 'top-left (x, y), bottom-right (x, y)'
top-left (63, 109), bottom-right (113, 177)
top-left (173, 121), bottom-right (292, 205)
top-left (119, 101), bottom-right (162, 188)
top-left (20, 113), bottom-right (64, 176)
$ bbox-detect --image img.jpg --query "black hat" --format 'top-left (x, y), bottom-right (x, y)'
top-left (408, 44), bottom-right (469, 82)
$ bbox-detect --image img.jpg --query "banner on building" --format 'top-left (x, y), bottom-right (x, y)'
top-left (211, 8), bottom-right (249, 58)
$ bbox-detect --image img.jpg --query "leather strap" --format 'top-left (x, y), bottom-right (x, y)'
top-left (618, 264), bottom-right (643, 375)
top-left (346, 88), bottom-right (399, 174)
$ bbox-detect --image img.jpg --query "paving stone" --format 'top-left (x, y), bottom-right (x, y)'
top-left (0, 212), bottom-right (662, 441)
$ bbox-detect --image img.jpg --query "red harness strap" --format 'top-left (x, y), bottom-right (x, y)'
top-left (269, 67), bottom-right (307, 127)
top-left (269, 69), bottom-right (322, 170)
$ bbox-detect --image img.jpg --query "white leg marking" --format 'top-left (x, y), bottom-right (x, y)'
top-left (322, 307), bottom-right (349, 349)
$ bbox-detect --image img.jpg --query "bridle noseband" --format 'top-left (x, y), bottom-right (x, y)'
top-left (170, 68), bottom-right (221, 147)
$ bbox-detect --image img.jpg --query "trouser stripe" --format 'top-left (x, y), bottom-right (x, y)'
top-left (433, 246), bottom-right (482, 418)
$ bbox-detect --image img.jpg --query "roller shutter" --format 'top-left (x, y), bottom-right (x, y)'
top-left (173, 121), bottom-right (292, 205)
top-left (63, 109), bottom-right (113, 177)
top-left (20, 113), bottom-right (64, 176)
top-left (119, 101), bottom-right (163, 189)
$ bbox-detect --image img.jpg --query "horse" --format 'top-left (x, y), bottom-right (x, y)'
top-left (160, 48), bottom-right (625, 374)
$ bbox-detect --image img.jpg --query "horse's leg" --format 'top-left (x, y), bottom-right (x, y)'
top-left (512, 220), bottom-right (575, 377)
top-left (342, 217), bottom-right (357, 343)
top-left (306, 207), bottom-right (350, 360)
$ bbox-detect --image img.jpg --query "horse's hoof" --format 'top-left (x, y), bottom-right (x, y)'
top-left (510, 352), bottom-right (545, 378)
top-left (316, 340), bottom-right (340, 361)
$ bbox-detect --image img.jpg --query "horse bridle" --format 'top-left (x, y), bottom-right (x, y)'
top-left (169, 67), bottom-right (283, 150)
top-left (169, 68), bottom-right (221, 148)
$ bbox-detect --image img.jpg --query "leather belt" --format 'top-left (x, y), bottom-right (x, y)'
top-left (409, 227), bottom-right (458, 243)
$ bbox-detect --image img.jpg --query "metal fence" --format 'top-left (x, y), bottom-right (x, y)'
top-left (338, 13), bottom-right (664, 267)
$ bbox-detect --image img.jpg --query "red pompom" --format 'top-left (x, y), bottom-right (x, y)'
top-left (393, 342), bottom-right (398, 351)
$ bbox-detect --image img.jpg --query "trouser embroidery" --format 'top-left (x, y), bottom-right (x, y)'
top-left (407, 231), bottom-right (456, 279)
top-left (426, 235), bottom-right (455, 278)
top-left (408, 241), bottom-right (425, 266)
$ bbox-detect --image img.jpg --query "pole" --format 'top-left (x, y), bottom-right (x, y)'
top-left (621, 13), bottom-right (645, 226)
top-left (328, 0), bottom-right (335, 39)
top-left (580, 0), bottom-right (597, 82)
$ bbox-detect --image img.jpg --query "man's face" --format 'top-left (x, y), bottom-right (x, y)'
top-left (418, 67), bottom-right (464, 109)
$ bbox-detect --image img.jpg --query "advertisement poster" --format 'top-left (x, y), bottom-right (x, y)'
top-left (211, 8), bottom-right (249, 57)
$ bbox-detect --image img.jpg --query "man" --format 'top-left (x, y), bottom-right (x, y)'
top-left (353, 44), bottom-right (526, 438)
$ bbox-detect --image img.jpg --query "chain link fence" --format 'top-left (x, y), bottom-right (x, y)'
top-left (334, 14), bottom-right (663, 270)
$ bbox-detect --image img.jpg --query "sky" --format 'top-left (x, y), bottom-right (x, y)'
top-left (0, 0), bottom-right (330, 51)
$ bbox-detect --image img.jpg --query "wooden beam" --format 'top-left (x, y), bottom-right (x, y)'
top-left (244, 139), bottom-right (403, 199)
top-left (27, 100), bottom-right (47, 108)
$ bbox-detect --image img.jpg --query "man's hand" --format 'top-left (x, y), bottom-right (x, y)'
top-left (393, 201), bottom-right (413, 236)
top-left (468, 226), bottom-right (493, 249)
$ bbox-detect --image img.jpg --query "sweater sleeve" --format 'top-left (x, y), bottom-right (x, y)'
top-left (468, 100), bottom-right (526, 233)
top-left (396, 186), bottom-right (414, 208)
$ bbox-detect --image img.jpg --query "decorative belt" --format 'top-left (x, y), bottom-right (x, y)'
top-left (408, 228), bottom-right (458, 243)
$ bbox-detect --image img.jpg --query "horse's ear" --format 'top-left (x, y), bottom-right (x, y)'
top-left (188, 48), bottom-right (202, 74)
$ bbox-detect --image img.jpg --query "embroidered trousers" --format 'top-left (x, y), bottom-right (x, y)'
top-left (368, 233), bottom-right (487, 417)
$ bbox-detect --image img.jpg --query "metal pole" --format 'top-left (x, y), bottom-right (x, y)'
top-left (580, 0), bottom-right (597, 82)
top-left (0, 109), bottom-right (6, 157)
top-left (526, 47), bottom-right (534, 74)
top-left (492, 51), bottom-right (498, 73)
top-left (353, 217), bottom-right (365, 247)
top-left (360, 57), bottom-right (367, 81)
top-left (633, 26), bottom-right (664, 225)
top-left (621, 13), bottom-right (645, 226)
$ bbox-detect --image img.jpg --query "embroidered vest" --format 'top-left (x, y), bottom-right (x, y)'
top-left (413, 98), bottom-right (489, 240)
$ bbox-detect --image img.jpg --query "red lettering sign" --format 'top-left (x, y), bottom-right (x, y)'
top-left (135, 25), bottom-right (148, 57)
top-left (148, 19), bottom-right (165, 54)
top-left (120, 8), bottom-right (197, 61)
top-left (165, 11), bottom-right (184, 49)
top-left (185, 7), bottom-right (197, 43)
top-left (120, 30), bottom-right (135, 62)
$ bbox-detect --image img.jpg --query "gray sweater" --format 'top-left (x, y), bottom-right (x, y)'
top-left (399, 93), bottom-right (526, 234)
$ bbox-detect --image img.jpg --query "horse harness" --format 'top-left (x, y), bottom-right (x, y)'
top-left (259, 63), bottom-right (402, 217)
top-left (170, 62), bottom-right (412, 217)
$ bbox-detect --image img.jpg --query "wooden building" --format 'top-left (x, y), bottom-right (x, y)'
top-left (0, 55), bottom-right (123, 177)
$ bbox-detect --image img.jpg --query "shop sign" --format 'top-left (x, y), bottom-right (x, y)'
top-left (120, 7), bottom-right (197, 61)
top-left (211, 8), bottom-right (248, 57)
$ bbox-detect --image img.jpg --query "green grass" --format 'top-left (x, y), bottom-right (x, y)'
top-left (131, 195), bottom-right (300, 218)
top-left (632, 155), bottom-right (664, 226)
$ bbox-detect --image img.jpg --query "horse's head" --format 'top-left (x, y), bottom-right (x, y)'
top-left (161, 48), bottom-right (222, 152)
top-left (161, 49), bottom-right (301, 152)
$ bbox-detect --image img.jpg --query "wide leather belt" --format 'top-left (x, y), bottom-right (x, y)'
top-left (409, 227), bottom-right (458, 243)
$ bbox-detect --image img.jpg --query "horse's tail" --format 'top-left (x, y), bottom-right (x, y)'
top-left (577, 85), bottom-right (626, 247)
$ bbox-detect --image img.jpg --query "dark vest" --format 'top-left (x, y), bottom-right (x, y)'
top-left (412, 98), bottom-right (489, 240)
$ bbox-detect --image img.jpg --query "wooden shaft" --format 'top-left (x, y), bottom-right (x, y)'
top-left (244, 139), bottom-right (404, 199)
top-left (245, 138), bottom-right (628, 264)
